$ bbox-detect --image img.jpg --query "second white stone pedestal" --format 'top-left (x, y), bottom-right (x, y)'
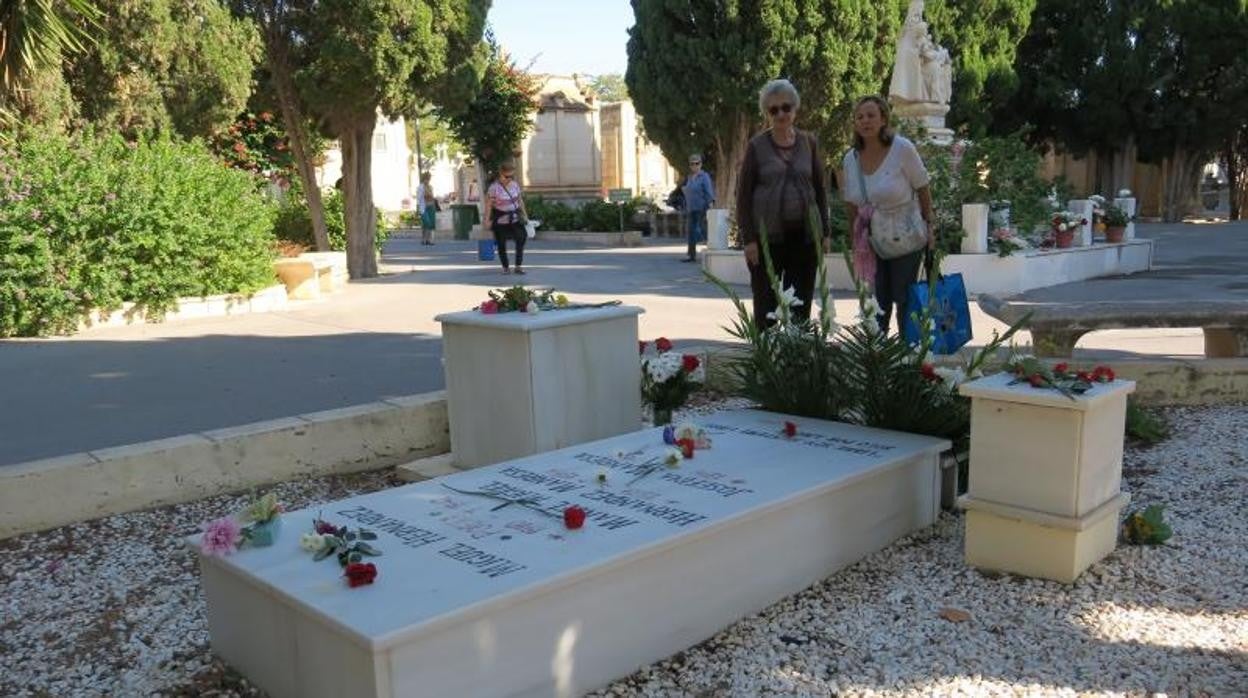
top-left (436, 305), bottom-right (644, 469)
top-left (958, 372), bottom-right (1136, 583)
top-left (960, 372), bottom-right (1135, 518)
top-left (707, 208), bottom-right (730, 250)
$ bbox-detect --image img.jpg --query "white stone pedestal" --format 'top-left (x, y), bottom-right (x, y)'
top-left (192, 409), bottom-right (948, 698)
top-left (707, 208), bottom-right (730, 250)
top-left (436, 305), bottom-right (644, 469)
top-left (1067, 199), bottom-right (1095, 247)
top-left (958, 372), bottom-right (1135, 583)
top-left (961, 203), bottom-right (989, 254)
top-left (1114, 197), bottom-right (1137, 240)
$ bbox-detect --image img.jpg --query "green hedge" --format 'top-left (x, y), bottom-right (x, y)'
top-left (523, 194), bottom-right (646, 232)
top-left (0, 131), bottom-right (277, 337)
top-left (272, 189), bottom-right (389, 252)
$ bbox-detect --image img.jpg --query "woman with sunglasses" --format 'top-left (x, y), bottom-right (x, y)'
top-left (735, 78), bottom-right (831, 327)
top-left (483, 159), bottom-right (530, 274)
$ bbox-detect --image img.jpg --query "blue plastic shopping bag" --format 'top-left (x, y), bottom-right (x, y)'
top-left (903, 254), bottom-right (972, 355)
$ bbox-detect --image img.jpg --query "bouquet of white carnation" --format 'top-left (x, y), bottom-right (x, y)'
top-left (639, 337), bottom-right (704, 424)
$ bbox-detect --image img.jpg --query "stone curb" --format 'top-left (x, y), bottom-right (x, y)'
top-left (0, 391), bottom-right (450, 539)
top-left (76, 284), bottom-right (292, 332)
top-left (695, 344), bottom-right (1248, 407)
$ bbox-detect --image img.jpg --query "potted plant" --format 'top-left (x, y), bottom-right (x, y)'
top-left (640, 337), bottom-right (704, 425)
top-left (1102, 203), bottom-right (1130, 243)
top-left (1050, 211), bottom-right (1087, 249)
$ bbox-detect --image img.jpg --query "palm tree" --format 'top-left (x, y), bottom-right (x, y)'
top-left (0, 0), bottom-right (99, 95)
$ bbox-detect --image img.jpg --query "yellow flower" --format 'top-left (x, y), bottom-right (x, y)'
top-left (555, 294), bottom-right (569, 307)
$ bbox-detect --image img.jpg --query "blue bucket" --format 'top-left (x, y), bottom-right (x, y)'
top-left (477, 239), bottom-right (496, 261)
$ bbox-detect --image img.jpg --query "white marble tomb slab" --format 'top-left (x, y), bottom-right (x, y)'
top-left (193, 409), bottom-right (948, 698)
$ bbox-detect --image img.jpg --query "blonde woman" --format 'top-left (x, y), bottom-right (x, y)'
top-left (735, 79), bottom-right (831, 327)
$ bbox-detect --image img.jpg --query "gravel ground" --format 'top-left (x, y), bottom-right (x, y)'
top-left (1, 402), bottom-right (1244, 697)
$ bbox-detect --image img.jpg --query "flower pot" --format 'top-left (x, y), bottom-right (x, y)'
top-left (248, 518), bottom-right (281, 547)
top-left (1104, 226), bottom-right (1125, 243)
top-left (1054, 228), bottom-right (1075, 248)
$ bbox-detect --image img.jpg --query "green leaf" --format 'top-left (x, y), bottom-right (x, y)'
top-left (359, 531), bottom-right (377, 541)
top-left (354, 542), bottom-right (382, 557)
top-left (312, 546), bottom-right (333, 562)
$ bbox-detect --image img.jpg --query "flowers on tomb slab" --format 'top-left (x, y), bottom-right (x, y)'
top-left (988, 227), bottom-right (1028, 257)
top-left (301, 515), bottom-right (382, 586)
top-left (1007, 356), bottom-right (1115, 399)
top-left (199, 492), bottom-right (285, 555)
top-left (563, 506), bottom-right (587, 529)
top-left (1050, 210), bottom-right (1088, 233)
top-left (475, 285), bottom-right (622, 314)
top-left (640, 339), bottom-right (704, 420)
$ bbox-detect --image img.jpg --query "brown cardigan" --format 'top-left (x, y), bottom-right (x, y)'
top-left (735, 128), bottom-right (831, 245)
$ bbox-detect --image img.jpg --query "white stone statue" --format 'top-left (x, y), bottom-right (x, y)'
top-left (889, 14), bottom-right (927, 104)
top-left (889, 0), bottom-right (952, 108)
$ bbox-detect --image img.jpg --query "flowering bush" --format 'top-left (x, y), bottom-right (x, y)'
top-left (209, 111), bottom-right (296, 181)
top-left (0, 130), bottom-right (276, 337)
top-left (640, 338), bottom-right (704, 420)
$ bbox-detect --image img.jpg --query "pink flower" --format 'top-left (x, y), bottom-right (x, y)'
top-left (480, 300), bottom-right (499, 314)
top-left (201, 517), bottom-right (242, 556)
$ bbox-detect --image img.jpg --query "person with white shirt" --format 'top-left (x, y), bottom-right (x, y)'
top-left (841, 95), bottom-right (936, 334)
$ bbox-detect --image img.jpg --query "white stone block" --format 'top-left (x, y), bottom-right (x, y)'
top-left (1067, 199), bottom-right (1094, 246)
top-left (192, 409), bottom-right (948, 698)
top-left (707, 208), bottom-right (730, 250)
top-left (959, 373), bottom-right (1135, 518)
top-left (437, 306), bottom-right (645, 469)
top-left (962, 491), bottom-right (1129, 584)
top-left (1114, 197), bottom-right (1137, 240)
top-left (961, 203), bottom-right (989, 254)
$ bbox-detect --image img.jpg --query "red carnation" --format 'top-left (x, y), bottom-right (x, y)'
top-left (783, 421), bottom-right (797, 438)
top-left (1028, 374), bottom-right (1045, 388)
top-left (681, 354), bottom-right (700, 372)
top-left (563, 505), bottom-right (586, 529)
top-left (480, 300), bottom-right (499, 314)
top-left (638, 340), bottom-right (647, 355)
top-left (313, 518), bottom-right (338, 535)
top-left (344, 562), bottom-right (377, 588)
top-left (1092, 365), bottom-right (1115, 382)
top-left (1076, 371), bottom-right (1092, 382)
top-left (677, 437), bottom-right (695, 459)
top-left (655, 337), bottom-right (673, 352)
top-left (1054, 362), bottom-right (1069, 375)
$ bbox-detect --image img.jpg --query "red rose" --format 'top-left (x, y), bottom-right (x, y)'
top-left (344, 562), bottom-right (377, 588)
top-left (563, 505), bottom-right (586, 529)
top-left (1093, 366), bottom-right (1115, 382)
top-left (783, 421), bottom-right (797, 438)
top-left (681, 354), bottom-right (700, 372)
top-left (638, 340), bottom-right (647, 355)
top-left (655, 337), bottom-right (673, 352)
top-left (314, 519), bottom-right (338, 535)
top-left (1028, 374), bottom-right (1045, 388)
top-left (677, 437), bottom-right (695, 458)
top-left (1054, 362), bottom-right (1069, 375)
top-left (920, 363), bottom-right (939, 382)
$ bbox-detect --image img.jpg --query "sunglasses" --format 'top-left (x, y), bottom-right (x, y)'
top-left (768, 103), bottom-right (793, 116)
top-left (689, 161), bottom-right (701, 166)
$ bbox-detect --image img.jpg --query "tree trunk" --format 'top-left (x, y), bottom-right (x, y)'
top-left (339, 115), bottom-right (379, 278)
top-left (713, 116), bottom-right (752, 212)
top-left (1096, 136), bottom-right (1137, 196)
top-left (1228, 135), bottom-right (1244, 221)
top-left (1160, 148), bottom-right (1201, 223)
top-left (262, 26), bottom-right (331, 252)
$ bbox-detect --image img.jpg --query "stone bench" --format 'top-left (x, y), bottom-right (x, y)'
top-left (979, 295), bottom-right (1248, 358)
top-left (272, 252), bottom-right (348, 300)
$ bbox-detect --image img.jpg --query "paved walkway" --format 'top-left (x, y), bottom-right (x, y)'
top-left (1, 222), bottom-right (1241, 466)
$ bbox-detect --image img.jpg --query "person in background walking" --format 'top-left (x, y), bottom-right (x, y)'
top-left (483, 159), bottom-right (529, 274)
top-left (736, 78), bottom-right (831, 327)
top-left (416, 171), bottom-right (437, 245)
top-left (682, 154), bottom-right (715, 262)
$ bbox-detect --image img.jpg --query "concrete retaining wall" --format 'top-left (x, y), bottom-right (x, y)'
top-left (0, 392), bottom-right (449, 539)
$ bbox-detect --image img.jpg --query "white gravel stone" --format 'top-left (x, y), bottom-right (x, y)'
top-left (0, 403), bottom-right (1244, 696)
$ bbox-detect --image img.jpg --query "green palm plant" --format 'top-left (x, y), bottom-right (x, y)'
top-left (0, 0), bottom-right (100, 95)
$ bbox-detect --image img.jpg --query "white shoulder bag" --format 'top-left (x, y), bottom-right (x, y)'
top-left (855, 151), bottom-right (927, 260)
